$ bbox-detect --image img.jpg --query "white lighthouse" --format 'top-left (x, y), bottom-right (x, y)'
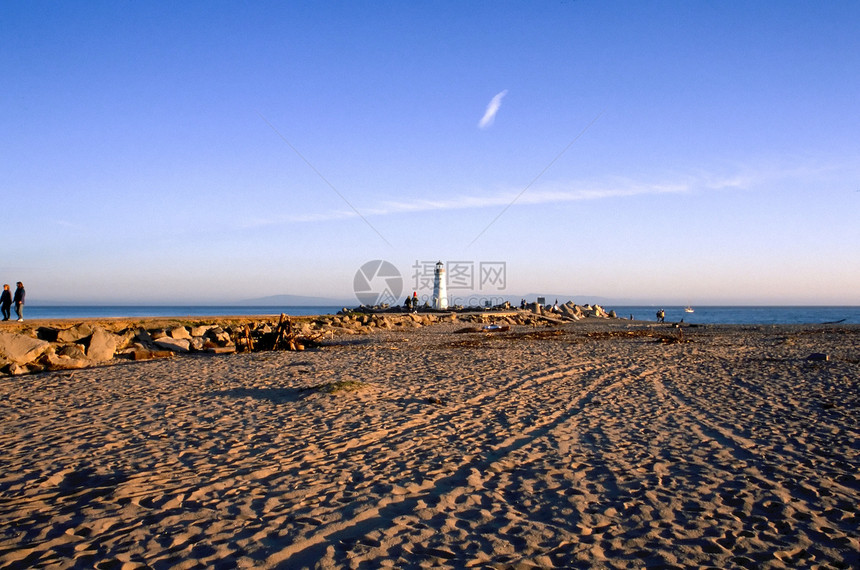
top-left (432, 261), bottom-right (448, 310)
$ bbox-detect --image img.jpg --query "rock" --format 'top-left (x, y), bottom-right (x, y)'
top-left (7, 363), bottom-right (29, 375)
top-left (206, 329), bottom-right (232, 345)
top-left (58, 345), bottom-right (87, 360)
top-left (189, 337), bottom-right (206, 351)
top-left (168, 326), bottom-right (192, 340)
top-left (56, 324), bottom-right (95, 343)
top-left (42, 351), bottom-right (89, 371)
top-left (129, 348), bottom-right (174, 361)
top-left (87, 327), bottom-right (118, 361)
top-left (190, 325), bottom-right (212, 337)
top-left (115, 330), bottom-right (137, 350)
top-left (150, 329), bottom-right (168, 340)
top-left (0, 332), bottom-right (51, 365)
top-left (134, 328), bottom-right (154, 344)
top-left (154, 338), bottom-right (190, 353)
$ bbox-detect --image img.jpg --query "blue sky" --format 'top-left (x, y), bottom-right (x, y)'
top-left (3, 1), bottom-right (858, 305)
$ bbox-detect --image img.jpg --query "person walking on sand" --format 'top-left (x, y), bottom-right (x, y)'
top-left (13, 282), bottom-right (25, 322)
top-left (656, 308), bottom-right (665, 323)
top-left (0, 284), bottom-right (11, 321)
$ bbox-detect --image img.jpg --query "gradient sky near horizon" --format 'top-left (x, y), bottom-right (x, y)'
top-left (3, 1), bottom-right (858, 305)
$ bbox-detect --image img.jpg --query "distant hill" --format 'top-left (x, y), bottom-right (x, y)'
top-left (237, 294), bottom-right (352, 306)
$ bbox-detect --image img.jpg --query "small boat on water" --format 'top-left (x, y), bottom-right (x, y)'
top-left (684, 306), bottom-right (694, 313)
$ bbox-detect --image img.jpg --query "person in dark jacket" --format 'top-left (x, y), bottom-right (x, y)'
top-left (13, 282), bottom-right (25, 322)
top-left (0, 284), bottom-right (11, 321)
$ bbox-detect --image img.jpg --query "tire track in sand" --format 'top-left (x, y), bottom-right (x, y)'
top-left (262, 359), bottom-right (632, 568)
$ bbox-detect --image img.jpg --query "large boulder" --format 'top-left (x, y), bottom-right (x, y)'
top-left (0, 332), bottom-right (51, 365)
top-left (134, 328), bottom-right (154, 345)
top-left (56, 324), bottom-right (95, 343)
top-left (154, 337), bottom-right (190, 353)
top-left (115, 330), bottom-right (137, 351)
top-left (86, 327), bottom-right (118, 361)
top-left (41, 350), bottom-right (89, 371)
top-left (58, 345), bottom-right (87, 360)
top-left (168, 326), bottom-right (192, 340)
top-left (205, 328), bottom-right (232, 346)
top-left (190, 325), bottom-right (212, 337)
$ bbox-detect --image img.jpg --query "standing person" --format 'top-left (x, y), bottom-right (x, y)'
top-left (411, 291), bottom-right (419, 313)
top-left (0, 284), bottom-right (11, 321)
top-left (13, 282), bottom-right (25, 322)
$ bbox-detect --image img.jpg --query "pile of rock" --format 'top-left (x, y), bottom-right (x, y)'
top-left (0, 306), bottom-right (619, 376)
top-left (1, 314), bottom-right (448, 376)
top-left (0, 322), bottom-right (238, 376)
top-left (513, 301), bottom-right (614, 320)
top-left (553, 302), bottom-right (615, 320)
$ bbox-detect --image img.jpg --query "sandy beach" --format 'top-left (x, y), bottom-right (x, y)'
top-left (1, 319), bottom-right (857, 569)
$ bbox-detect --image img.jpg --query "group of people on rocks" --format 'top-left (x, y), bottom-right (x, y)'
top-left (403, 291), bottom-right (420, 312)
top-left (1, 282), bottom-right (25, 322)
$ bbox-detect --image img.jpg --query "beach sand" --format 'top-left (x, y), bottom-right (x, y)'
top-left (1, 320), bottom-right (857, 568)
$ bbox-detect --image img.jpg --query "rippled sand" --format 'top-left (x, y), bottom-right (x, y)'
top-left (1, 322), bottom-right (857, 568)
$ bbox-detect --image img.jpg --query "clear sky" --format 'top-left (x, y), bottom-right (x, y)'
top-left (3, 1), bottom-right (858, 305)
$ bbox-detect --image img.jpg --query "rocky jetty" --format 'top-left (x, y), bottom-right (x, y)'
top-left (0, 305), bottom-right (616, 376)
top-left (0, 322), bottom-right (240, 376)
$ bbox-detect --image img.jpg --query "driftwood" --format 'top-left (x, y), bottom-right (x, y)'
top-left (269, 314), bottom-right (325, 351)
top-left (243, 326), bottom-right (254, 352)
top-left (232, 315), bottom-right (323, 352)
top-left (272, 313), bottom-right (290, 351)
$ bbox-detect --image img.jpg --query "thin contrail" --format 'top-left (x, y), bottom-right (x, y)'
top-left (257, 112), bottom-right (392, 247)
top-left (467, 109), bottom-right (605, 248)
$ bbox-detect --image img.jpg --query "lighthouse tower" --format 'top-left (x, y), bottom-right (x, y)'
top-left (432, 261), bottom-right (448, 310)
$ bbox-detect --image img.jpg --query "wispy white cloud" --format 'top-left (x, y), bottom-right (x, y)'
top-left (242, 168), bottom-right (778, 228)
top-left (269, 176), bottom-right (712, 225)
top-left (371, 179), bottom-right (690, 216)
top-left (478, 90), bottom-right (508, 129)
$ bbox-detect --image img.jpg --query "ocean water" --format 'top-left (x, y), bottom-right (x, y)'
top-left (610, 306), bottom-right (860, 325)
top-left (18, 306), bottom-right (344, 320)
top-left (14, 305), bottom-right (860, 325)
